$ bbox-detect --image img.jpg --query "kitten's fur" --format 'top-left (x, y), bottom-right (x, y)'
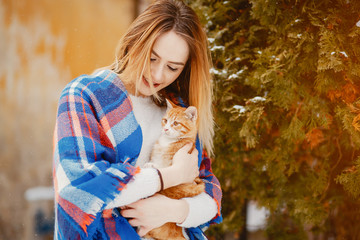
top-left (144, 99), bottom-right (205, 240)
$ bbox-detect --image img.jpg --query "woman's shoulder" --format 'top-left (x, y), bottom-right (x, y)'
top-left (60, 69), bottom-right (128, 99)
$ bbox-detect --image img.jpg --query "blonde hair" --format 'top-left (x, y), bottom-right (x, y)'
top-left (111, 0), bottom-right (214, 155)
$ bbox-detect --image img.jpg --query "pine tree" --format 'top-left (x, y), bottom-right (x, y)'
top-left (187, 0), bottom-right (360, 238)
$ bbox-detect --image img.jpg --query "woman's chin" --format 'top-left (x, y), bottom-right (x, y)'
top-left (138, 85), bottom-right (162, 97)
top-left (137, 88), bottom-right (155, 97)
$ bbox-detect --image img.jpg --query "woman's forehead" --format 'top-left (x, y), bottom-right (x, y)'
top-left (152, 31), bottom-right (189, 64)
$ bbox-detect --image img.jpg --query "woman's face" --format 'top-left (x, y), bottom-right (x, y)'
top-left (138, 30), bottom-right (189, 97)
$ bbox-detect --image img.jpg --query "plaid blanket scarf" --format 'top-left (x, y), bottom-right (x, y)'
top-left (53, 69), bottom-right (222, 239)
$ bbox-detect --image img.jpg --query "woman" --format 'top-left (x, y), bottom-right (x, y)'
top-left (53, 0), bottom-right (222, 239)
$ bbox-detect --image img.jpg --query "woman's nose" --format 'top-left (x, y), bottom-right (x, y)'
top-left (151, 64), bottom-right (163, 83)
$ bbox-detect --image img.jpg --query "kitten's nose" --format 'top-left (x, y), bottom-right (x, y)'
top-left (164, 128), bottom-right (169, 132)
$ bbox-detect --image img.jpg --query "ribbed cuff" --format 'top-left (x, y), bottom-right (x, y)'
top-left (177, 192), bottom-right (218, 228)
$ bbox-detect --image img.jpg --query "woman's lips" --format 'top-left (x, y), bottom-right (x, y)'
top-left (143, 76), bottom-right (160, 88)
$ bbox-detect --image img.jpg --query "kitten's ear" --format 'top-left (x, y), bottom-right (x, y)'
top-left (165, 99), bottom-right (176, 110)
top-left (185, 106), bottom-right (197, 122)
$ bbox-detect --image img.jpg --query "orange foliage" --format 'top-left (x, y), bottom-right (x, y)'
top-left (327, 82), bottom-right (358, 104)
top-left (305, 128), bottom-right (325, 149)
top-left (352, 114), bottom-right (360, 132)
top-left (327, 23), bottom-right (334, 30)
top-left (342, 83), bottom-right (358, 103)
top-left (348, 103), bottom-right (360, 132)
top-left (324, 114), bottom-right (333, 129)
top-left (327, 89), bottom-right (341, 102)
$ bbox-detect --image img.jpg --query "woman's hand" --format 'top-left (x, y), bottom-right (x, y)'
top-left (120, 194), bottom-right (189, 237)
top-left (172, 143), bottom-right (199, 183)
top-left (159, 143), bottom-right (199, 189)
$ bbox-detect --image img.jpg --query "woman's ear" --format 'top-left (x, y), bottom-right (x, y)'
top-left (184, 106), bottom-right (197, 122)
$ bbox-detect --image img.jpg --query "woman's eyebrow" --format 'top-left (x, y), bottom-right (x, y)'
top-left (152, 50), bottom-right (185, 66)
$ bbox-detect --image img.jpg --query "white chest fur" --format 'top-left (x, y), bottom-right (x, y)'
top-left (158, 134), bottom-right (177, 147)
top-left (149, 135), bottom-right (177, 168)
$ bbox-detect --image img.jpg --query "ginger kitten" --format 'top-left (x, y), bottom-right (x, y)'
top-left (144, 99), bottom-right (205, 240)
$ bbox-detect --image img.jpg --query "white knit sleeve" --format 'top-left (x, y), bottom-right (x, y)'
top-left (105, 168), bottom-right (159, 209)
top-left (177, 192), bottom-right (218, 228)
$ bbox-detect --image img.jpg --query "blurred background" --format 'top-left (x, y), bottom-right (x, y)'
top-left (3, 0), bottom-right (360, 239)
top-left (0, 0), bottom-right (149, 239)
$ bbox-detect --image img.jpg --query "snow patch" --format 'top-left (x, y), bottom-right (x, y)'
top-left (356, 20), bottom-right (360, 27)
top-left (211, 45), bottom-right (225, 51)
top-left (233, 105), bottom-right (246, 113)
top-left (228, 70), bottom-right (244, 80)
top-left (210, 68), bottom-right (227, 76)
top-left (248, 96), bottom-right (266, 103)
top-left (340, 51), bottom-right (348, 58)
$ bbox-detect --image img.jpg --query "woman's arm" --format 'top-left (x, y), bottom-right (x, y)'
top-left (105, 168), bottom-right (160, 209)
top-left (120, 146), bottom-right (222, 236)
top-left (106, 143), bottom-right (200, 209)
top-left (119, 143), bottom-right (201, 236)
top-left (171, 148), bottom-right (222, 229)
top-left (177, 192), bottom-right (218, 228)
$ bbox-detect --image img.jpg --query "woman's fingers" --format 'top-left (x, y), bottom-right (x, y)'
top-left (120, 194), bottom-right (183, 235)
top-left (128, 218), bottom-right (141, 227)
top-left (121, 208), bottom-right (143, 227)
top-left (120, 207), bottom-right (138, 219)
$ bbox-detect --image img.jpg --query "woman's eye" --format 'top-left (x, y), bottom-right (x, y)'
top-left (168, 66), bottom-right (178, 72)
top-left (150, 58), bottom-right (156, 62)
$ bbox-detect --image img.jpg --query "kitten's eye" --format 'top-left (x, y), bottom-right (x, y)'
top-left (162, 118), bottom-right (167, 124)
top-left (173, 121), bottom-right (179, 126)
